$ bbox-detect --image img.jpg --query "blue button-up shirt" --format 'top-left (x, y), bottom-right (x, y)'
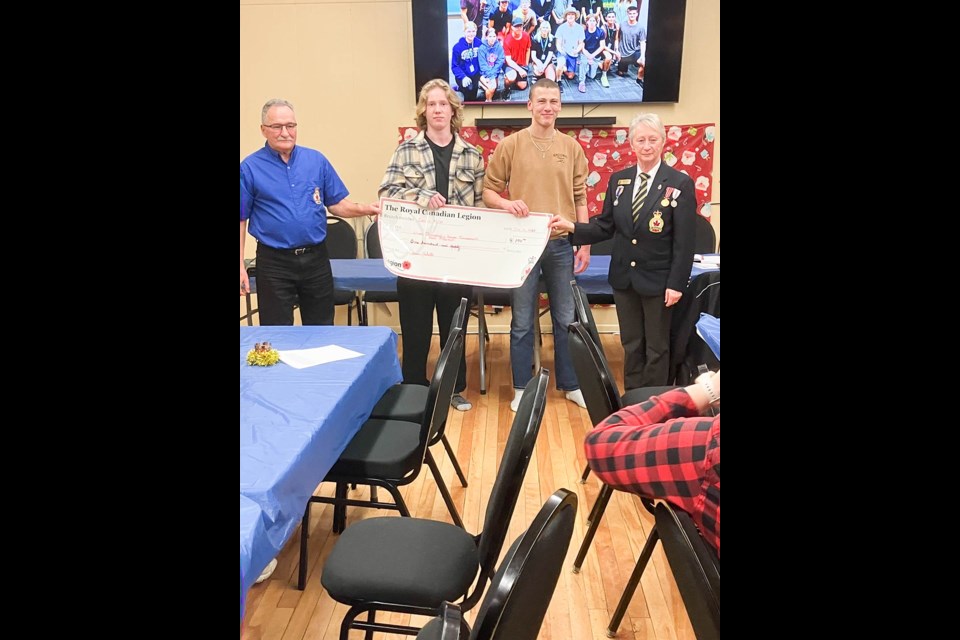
top-left (240, 143), bottom-right (349, 249)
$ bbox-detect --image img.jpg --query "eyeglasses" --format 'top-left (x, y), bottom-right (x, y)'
top-left (263, 123), bottom-right (297, 131)
top-left (633, 138), bottom-right (661, 146)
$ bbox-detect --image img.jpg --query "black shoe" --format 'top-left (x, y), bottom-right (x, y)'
top-left (502, 87), bottom-right (512, 100)
top-left (636, 78), bottom-right (644, 88)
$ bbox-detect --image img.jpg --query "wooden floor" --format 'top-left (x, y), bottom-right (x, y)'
top-left (241, 332), bottom-right (696, 640)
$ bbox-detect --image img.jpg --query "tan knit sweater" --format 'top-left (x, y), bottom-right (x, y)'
top-left (483, 128), bottom-right (588, 238)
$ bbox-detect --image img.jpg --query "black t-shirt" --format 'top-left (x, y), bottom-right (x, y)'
top-left (427, 136), bottom-right (455, 201)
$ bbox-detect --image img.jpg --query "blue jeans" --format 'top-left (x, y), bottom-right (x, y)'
top-left (510, 239), bottom-right (579, 391)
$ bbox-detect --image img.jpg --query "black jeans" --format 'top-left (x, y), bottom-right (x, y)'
top-left (397, 276), bottom-right (471, 392)
top-left (255, 242), bottom-right (334, 326)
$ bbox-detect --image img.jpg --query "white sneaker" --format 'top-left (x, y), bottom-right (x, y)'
top-left (451, 394), bottom-right (472, 411)
top-left (565, 389), bottom-right (587, 409)
top-left (509, 389), bottom-right (524, 412)
top-left (255, 558), bottom-right (278, 585)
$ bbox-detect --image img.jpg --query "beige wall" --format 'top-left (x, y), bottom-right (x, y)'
top-left (240, 0), bottom-right (719, 330)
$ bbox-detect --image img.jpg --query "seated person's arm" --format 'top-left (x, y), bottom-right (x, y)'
top-left (583, 372), bottom-right (719, 495)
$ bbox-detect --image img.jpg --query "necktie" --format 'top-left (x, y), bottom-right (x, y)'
top-left (632, 172), bottom-right (650, 226)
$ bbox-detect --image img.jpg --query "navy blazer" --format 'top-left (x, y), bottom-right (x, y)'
top-left (571, 163), bottom-right (696, 296)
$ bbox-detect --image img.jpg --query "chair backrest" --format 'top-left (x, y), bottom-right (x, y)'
top-left (326, 216), bottom-right (358, 259)
top-left (570, 281), bottom-right (603, 356)
top-left (365, 219), bottom-right (382, 259)
top-left (567, 322), bottom-right (623, 426)
top-left (655, 502), bottom-right (721, 640)
top-left (470, 489), bottom-right (578, 640)
top-left (429, 299), bottom-right (470, 445)
top-left (465, 368), bottom-right (550, 611)
top-left (451, 296), bottom-right (469, 337)
top-left (424, 326), bottom-right (466, 446)
top-left (693, 214), bottom-right (717, 254)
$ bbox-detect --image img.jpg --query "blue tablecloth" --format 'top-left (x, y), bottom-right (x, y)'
top-left (240, 325), bottom-right (401, 603)
top-left (696, 313), bottom-right (720, 360)
top-left (240, 495), bottom-right (268, 602)
top-left (330, 255), bottom-right (720, 296)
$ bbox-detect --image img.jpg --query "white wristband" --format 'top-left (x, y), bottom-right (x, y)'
top-left (698, 375), bottom-right (720, 405)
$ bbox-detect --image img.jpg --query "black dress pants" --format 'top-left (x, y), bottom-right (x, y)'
top-left (397, 276), bottom-right (471, 392)
top-left (612, 286), bottom-right (673, 389)
top-left (255, 242), bottom-right (334, 326)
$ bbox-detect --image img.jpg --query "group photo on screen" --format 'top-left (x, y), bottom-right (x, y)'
top-left (446, 0), bottom-right (651, 104)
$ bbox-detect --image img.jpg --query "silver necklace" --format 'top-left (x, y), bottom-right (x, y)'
top-left (527, 129), bottom-right (556, 159)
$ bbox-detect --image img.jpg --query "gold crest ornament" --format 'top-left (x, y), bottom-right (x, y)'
top-left (649, 211), bottom-right (664, 233)
top-left (313, 187), bottom-right (322, 205)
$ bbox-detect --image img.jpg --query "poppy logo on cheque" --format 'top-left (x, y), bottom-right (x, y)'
top-left (402, 260), bottom-right (411, 270)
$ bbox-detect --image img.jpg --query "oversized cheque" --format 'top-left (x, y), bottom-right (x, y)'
top-left (378, 198), bottom-right (551, 288)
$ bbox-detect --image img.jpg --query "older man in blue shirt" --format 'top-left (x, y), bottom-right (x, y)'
top-left (240, 98), bottom-right (379, 325)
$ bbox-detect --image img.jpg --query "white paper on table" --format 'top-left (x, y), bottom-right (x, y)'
top-left (694, 254), bottom-right (721, 265)
top-left (278, 345), bottom-right (364, 369)
top-left (378, 198), bottom-right (551, 288)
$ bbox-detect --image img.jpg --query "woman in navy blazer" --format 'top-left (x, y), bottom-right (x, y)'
top-left (549, 113), bottom-right (696, 389)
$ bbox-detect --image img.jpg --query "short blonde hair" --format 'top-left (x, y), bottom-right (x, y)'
top-left (415, 79), bottom-right (464, 134)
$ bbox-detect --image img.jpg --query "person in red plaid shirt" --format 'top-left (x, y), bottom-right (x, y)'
top-left (584, 370), bottom-right (720, 556)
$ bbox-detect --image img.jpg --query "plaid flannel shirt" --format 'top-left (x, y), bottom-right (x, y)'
top-left (378, 131), bottom-right (485, 208)
top-left (584, 388), bottom-right (720, 557)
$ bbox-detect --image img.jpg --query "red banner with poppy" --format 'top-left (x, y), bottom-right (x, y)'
top-left (397, 123), bottom-right (715, 219)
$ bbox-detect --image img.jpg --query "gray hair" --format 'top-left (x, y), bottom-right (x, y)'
top-left (261, 98), bottom-right (295, 124)
top-left (628, 113), bottom-right (665, 141)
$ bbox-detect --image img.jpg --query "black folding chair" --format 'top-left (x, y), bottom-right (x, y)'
top-left (566, 321), bottom-right (662, 636)
top-left (326, 215), bottom-right (364, 325)
top-left (369, 297), bottom-right (470, 487)
top-left (415, 488), bottom-right (578, 640)
top-left (570, 281), bottom-right (677, 485)
top-left (361, 220), bottom-right (400, 325)
top-left (654, 501), bottom-right (720, 640)
top-left (320, 369), bottom-right (551, 638)
top-left (297, 326), bottom-right (466, 590)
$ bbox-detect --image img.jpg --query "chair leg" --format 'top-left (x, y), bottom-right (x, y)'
top-left (298, 501), bottom-right (312, 590)
top-left (580, 461), bottom-right (591, 484)
top-left (533, 318), bottom-right (542, 371)
top-left (606, 527), bottom-right (660, 637)
top-left (441, 434), bottom-right (468, 487)
top-left (584, 479), bottom-right (610, 526)
top-left (425, 450), bottom-right (465, 528)
top-left (573, 483), bottom-right (614, 572)
top-left (333, 482), bottom-right (348, 534)
top-left (364, 610), bottom-right (375, 640)
top-left (477, 293), bottom-right (488, 394)
top-left (387, 484), bottom-right (411, 516)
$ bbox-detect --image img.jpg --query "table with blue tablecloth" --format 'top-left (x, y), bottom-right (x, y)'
top-left (327, 256), bottom-right (718, 393)
top-left (240, 325), bottom-right (401, 609)
top-left (328, 255), bottom-right (719, 296)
